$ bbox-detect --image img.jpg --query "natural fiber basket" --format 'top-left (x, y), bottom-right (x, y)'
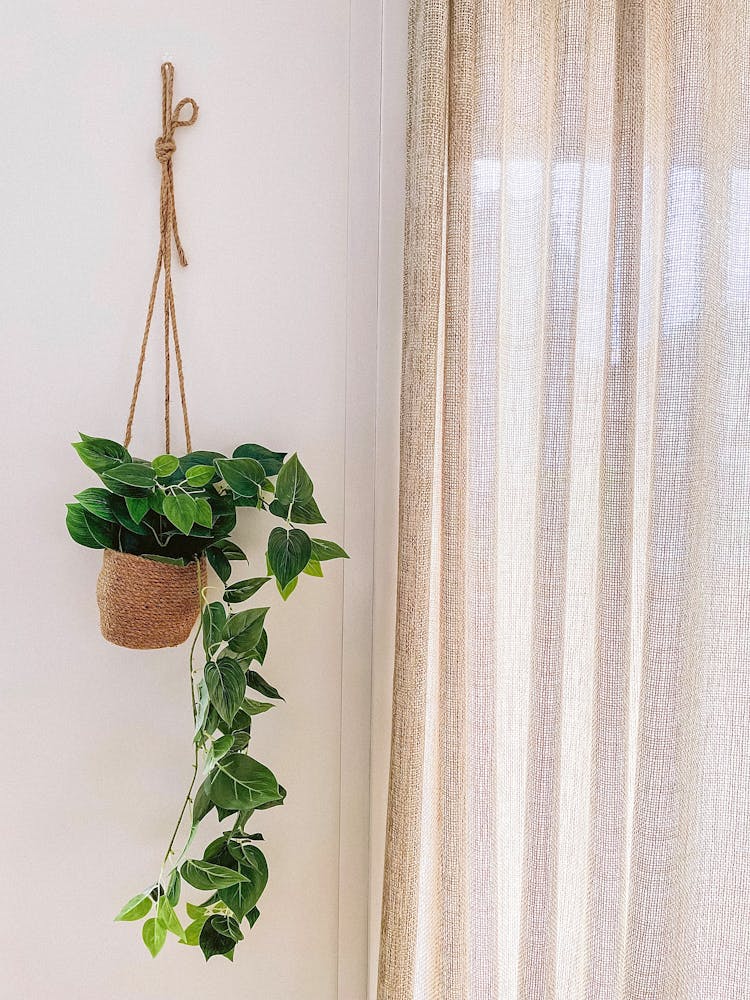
top-left (97, 550), bottom-right (204, 650)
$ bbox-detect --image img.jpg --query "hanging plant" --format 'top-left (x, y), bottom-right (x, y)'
top-left (66, 65), bottom-right (347, 962)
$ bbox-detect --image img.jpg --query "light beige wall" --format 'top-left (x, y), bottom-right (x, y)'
top-left (0, 2), bottom-right (382, 997)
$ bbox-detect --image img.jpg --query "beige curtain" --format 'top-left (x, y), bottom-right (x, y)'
top-left (379, 1), bottom-right (750, 998)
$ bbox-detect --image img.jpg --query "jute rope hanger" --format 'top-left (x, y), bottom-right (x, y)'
top-left (123, 62), bottom-right (198, 455)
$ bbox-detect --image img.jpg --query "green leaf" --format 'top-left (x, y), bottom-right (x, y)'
top-left (218, 876), bottom-right (260, 921)
top-left (142, 917), bottom-right (167, 957)
top-left (199, 915), bottom-right (237, 961)
top-left (114, 892), bottom-right (152, 922)
top-left (103, 462), bottom-right (156, 489)
top-left (192, 779), bottom-right (215, 823)
top-left (227, 837), bottom-right (267, 871)
top-left (152, 454), bottom-right (179, 477)
top-left (180, 860), bottom-right (250, 892)
top-left (125, 495), bottom-right (150, 524)
top-left (212, 540), bottom-right (248, 561)
top-left (310, 538), bottom-right (350, 562)
top-left (186, 902), bottom-right (207, 921)
top-left (82, 509), bottom-right (119, 549)
top-left (182, 915), bottom-right (208, 946)
top-left (231, 730), bottom-right (251, 752)
top-left (194, 680), bottom-right (209, 742)
top-left (255, 783), bottom-right (287, 810)
top-left (208, 753), bottom-right (280, 812)
top-left (224, 607), bottom-right (269, 654)
top-left (202, 602), bottom-right (227, 655)
top-left (277, 575), bottom-right (298, 600)
top-left (250, 629), bottom-right (268, 665)
top-left (224, 577), bottom-right (270, 604)
top-left (163, 494), bottom-right (196, 534)
top-left (205, 658), bottom-right (246, 725)
top-left (246, 670), bottom-right (284, 701)
top-left (166, 869), bottom-right (181, 907)
top-left (232, 443), bottom-right (286, 476)
top-left (185, 464), bottom-right (216, 487)
top-left (269, 496), bottom-right (326, 525)
top-left (157, 895), bottom-right (184, 939)
top-left (242, 698), bottom-right (273, 716)
top-left (246, 907), bottom-right (261, 929)
top-left (180, 451), bottom-right (226, 473)
top-left (110, 494), bottom-right (148, 535)
top-left (213, 914), bottom-right (244, 943)
top-left (219, 850), bottom-right (268, 918)
top-left (207, 547), bottom-right (231, 583)
top-left (206, 734), bottom-right (234, 771)
top-left (303, 559), bottom-right (324, 577)
top-left (66, 503), bottom-right (104, 549)
top-left (275, 453), bottom-right (313, 507)
top-left (267, 527), bottom-right (311, 588)
top-left (75, 487), bottom-right (117, 522)
top-left (72, 435), bottom-right (130, 473)
top-left (193, 497), bottom-right (213, 528)
top-left (216, 458), bottom-right (265, 497)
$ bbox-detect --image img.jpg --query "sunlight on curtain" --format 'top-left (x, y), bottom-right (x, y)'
top-left (379, 2), bottom-right (750, 998)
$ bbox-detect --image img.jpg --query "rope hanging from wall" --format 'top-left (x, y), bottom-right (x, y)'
top-left (124, 62), bottom-right (199, 454)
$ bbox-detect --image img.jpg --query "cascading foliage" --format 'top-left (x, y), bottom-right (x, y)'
top-left (67, 434), bottom-right (348, 960)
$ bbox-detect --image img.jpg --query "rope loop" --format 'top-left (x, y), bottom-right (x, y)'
top-left (124, 63), bottom-right (198, 455)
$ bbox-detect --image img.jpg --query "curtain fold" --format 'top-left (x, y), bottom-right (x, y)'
top-left (379, 2), bottom-right (750, 998)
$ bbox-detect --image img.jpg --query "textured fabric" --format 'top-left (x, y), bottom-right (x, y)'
top-left (378, 2), bottom-right (750, 998)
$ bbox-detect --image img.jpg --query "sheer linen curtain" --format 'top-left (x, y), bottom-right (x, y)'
top-left (378, 1), bottom-right (750, 998)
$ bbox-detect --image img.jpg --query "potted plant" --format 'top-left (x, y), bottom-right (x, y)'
top-left (67, 434), bottom-right (348, 959)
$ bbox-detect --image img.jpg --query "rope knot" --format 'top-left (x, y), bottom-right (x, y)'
top-left (155, 136), bottom-right (176, 163)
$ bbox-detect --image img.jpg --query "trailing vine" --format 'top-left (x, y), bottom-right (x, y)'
top-left (67, 435), bottom-right (347, 959)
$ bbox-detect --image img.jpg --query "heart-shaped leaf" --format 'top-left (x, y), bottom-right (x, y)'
top-left (72, 435), bottom-right (130, 473)
top-left (75, 487), bottom-right (117, 522)
top-left (66, 503), bottom-right (104, 549)
top-left (207, 546), bottom-right (231, 583)
top-left (310, 538), bottom-right (349, 562)
top-left (212, 540), bottom-right (248, 561)
top-left (82, 509), bottom-right (119, 549)
top-left (142, 917), bottom-right (167, 957)
top-left (224, 607), bottom-right (269, 654)
top-left (269, 496), bottom-right (326, 525)
top-left (275, 453), bottom-right (313, 506)
top-left (242, 698), bottom-right (273, 716)
top-left (152, 454), bottom-right (180, 477)
top-left (163, 494), bottom-right (196, 534)
top-left (224, 577), bottom-right (270, 604)
top-left (125, 495), bottom-right (150, 525)
top-left (193, 497), bottom-right (213, 528)
top-left (232, 443), bottom-right (286, 476)
top-left (199, 915), bottom-right (237, 961)
top-left (180, 860), bottom-right (250, 891)
top-left (103, 462), bottom-right (156, 489)
top-left (303, 559), bottom-right (324, 577)
top-left (186, 464), bottom-right (216, 487)
top-left (246, 670), bottom-right (284, 701)
top-left (114, 892), bottom-right (152, 922)
top-left (207, 754), bottom-right (280, 812)
top-left (205, 658), bottom-right (246, 725)
top-left (216, 458), bottom-right (265, 497)
top-left (156, 895), bottom-right (184, 939)
top-left (202, 602), bottom-right (227, 655)
top-left (267, 527), bottom-right (311, 588)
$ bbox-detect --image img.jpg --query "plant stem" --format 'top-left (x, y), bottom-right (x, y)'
top-left (159, 561), bottom-right (205, 877)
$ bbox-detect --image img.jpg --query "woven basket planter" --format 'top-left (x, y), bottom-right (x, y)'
top-left (97, 549), bottom-right (204, 649)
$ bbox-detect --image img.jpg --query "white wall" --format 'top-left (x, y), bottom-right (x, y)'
top-left (0, 2), bottom-right (385, 997)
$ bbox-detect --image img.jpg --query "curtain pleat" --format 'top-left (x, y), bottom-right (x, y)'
top-left (379, 1), bottom-right (750, 998)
